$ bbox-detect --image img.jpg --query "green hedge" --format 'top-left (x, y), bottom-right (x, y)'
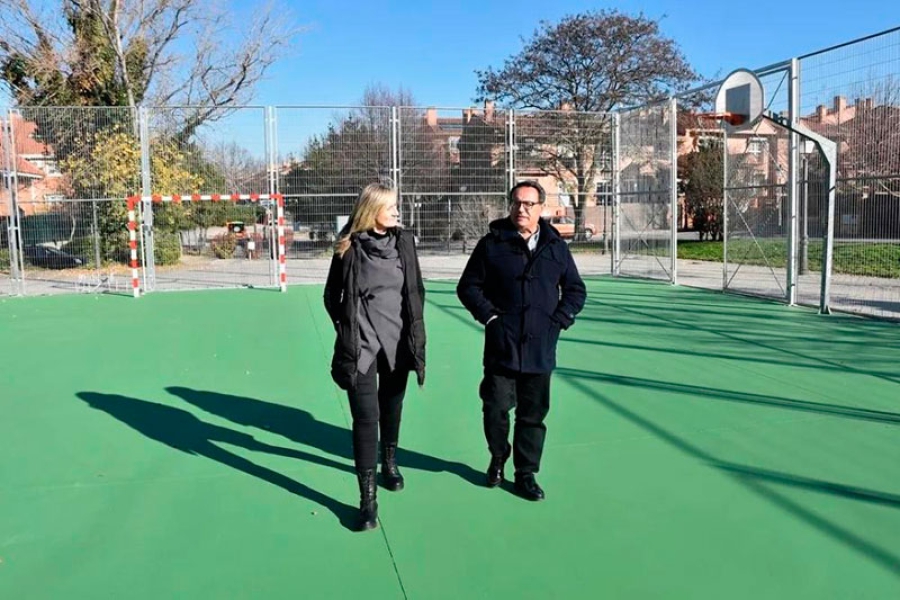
top-left (154, 232), bottom-right (182, 266)
top-left (210, 233), bottom-right (238, 259)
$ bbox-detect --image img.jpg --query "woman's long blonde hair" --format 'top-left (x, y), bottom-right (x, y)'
top-left (334, 182), bottom-right (398, 257)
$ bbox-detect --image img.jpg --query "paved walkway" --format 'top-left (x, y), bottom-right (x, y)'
top-left (3, 252), bottom-right (898, 321)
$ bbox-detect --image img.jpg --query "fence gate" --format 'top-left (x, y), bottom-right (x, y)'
top-left (721, 69), bottom-right (792, 302)
top-left (614, 100), bottom-right (677, 282)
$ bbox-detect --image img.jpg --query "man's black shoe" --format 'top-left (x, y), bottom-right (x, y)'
top-left (485, 447), bottom-right (511, 488)
top-left (514, 475), bottom-right (545, 501)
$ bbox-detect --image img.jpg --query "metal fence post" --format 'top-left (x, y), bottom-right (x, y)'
top-left (506, 110), bottom-right (516, 190)
top-left (391, 106), bottom-right (404, 222)
top-left (265, 106), bottom-right (278, 287)
top-left (268, 106), bottom-right (279, 197)
top-left (820, 147), bottom-right (837, 314)
top-left (90, 199), bottom-right (101, 269)
top-left (3, 112), bottom-right (20, 294)
top-left (669, 97), bottom-right (678, 285)
top-left (612, 112), bottom-right (621, 276)
top-left (787, 57), bottom-right (800, 305)
top-left (722, 127), bottom-right (729, 291)
top-left (3, 110), bottom-right (25, 295)
top-left (139, 107), bottom-right (155, 292)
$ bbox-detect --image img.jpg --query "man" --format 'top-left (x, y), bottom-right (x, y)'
top-left (457, 181), bottom-right (586, 501)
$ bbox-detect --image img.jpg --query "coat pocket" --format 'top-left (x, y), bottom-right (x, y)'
top-left (548, 317), bottom-right (562, 345)
top-left (484, 315), bottom-right (509, 365)
top-left (330, 321), bottom-right (358, 390)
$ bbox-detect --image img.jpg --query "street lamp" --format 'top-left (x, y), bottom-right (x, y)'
top-left (799, 140), bottom-right (815, 275)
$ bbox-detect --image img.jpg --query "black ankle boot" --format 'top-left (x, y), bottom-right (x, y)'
top-left (381, 443), bottom-right (405, 491)
top-left (356, 469), bottom-right (378, 531)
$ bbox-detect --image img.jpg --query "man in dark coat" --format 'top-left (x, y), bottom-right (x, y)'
top-left (457, 181), bottom-right (586, 501)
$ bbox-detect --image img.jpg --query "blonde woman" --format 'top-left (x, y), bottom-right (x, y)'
top-left (324, 181), bottom-right (426, 532)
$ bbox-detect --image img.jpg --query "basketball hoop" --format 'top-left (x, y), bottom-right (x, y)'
top-left (695, 112), bottom-right (747, 127)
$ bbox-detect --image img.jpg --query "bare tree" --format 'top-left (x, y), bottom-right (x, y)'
top-left (281, 84), bottom-right (452, 236)
top-left (841, 76), bottom-right (900, 185)
top-left (451, 194), bottom-right (507, 252)
top-left (359, 83), bottom-right (415, 109)
top-left (476, 10), bottom-right (698, 239)
top-left (205, 140), bottom-right (267, 193)
top-left (0, 0), bottom-right (301, 133)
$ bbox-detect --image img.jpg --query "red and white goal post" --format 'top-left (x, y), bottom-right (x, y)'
top-left (125, 193), bottom-right (287, 298)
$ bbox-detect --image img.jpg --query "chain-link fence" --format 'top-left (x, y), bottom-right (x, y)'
top-left (672, 27), bottom-right (900, 320)
top-left (1, 113), bottom-right (15, 294)
top-left (399, 106), bottom-right (510, 254)
top-left (274, 105), bottom-right (392, 286)
top-left (13, 199), bottom-right (135, 295)
top-left (674, 87), bottom-right (720, 290)
top-left (797, 30), bottom-right (900, 319)
top-left (2, 107), bottom-right (139, 295)
top-left (674, 70), bottom-right (795, 300)
top-left (142, 198), bottom-right (278, 292)
top-left (516, 109), bottom-right (613, 255)
top-left (2, 27), bottom-right (898, 320)
top-left (615, 101), bottom-right (676, 281)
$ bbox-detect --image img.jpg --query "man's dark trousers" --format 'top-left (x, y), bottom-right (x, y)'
top-left (479, 367), bottom-right (551, 476)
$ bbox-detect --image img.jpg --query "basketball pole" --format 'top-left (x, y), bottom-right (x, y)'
top-left (761, 111), bottom-right (837, 314)
top-left (711, 68), bottom-right (837, 314)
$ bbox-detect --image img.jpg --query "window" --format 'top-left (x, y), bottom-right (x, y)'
top-left (595, 151), bottom-right (613, 171)
top-left (748, 137), bottom-right (767, 155)
top-left (32, 157), bottom-right (61, 175)
top-left (697, 135), bottom-right (723, 151)
top-left (748, 172), bottom-right (768, 188)
top-left (596, 180), bottom-right (613, 206)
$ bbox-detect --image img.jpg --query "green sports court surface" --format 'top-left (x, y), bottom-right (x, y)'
top-left (2, 278), bottom-right (899, 599)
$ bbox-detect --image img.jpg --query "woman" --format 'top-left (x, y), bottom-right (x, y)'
top-left (324, 181), bottom-right (426, 532)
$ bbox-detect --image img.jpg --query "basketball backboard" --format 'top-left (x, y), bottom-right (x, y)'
top-left (713, 69), bottom-right (765, 131)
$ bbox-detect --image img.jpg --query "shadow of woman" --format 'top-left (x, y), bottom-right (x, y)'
top-left (166, 386), bottom-right (485, 488)
top-left (76, 392), bottom-right (358, 530)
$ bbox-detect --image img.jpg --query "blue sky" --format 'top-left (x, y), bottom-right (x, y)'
top-left (1, 1), bottom-right (896, 108)
top-left (255, 0), bottom-right (899, 107)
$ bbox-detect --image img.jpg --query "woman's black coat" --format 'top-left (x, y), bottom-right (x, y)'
top-left (324, 228), bottom-right (426, 390)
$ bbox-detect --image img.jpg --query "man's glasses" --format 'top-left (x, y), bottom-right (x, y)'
top-left (510, 200), bottom-right (542, 212)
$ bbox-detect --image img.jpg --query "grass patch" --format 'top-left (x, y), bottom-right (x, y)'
top-left (568, 241), bottom-right (611, 254)
top-left (678, 239), bottom-right (900, 278)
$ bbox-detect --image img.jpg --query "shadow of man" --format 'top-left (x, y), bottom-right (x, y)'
top-left (166, 386), bottom-right (484, 487)
top-left (76, 392), bottom-right (357, 530)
